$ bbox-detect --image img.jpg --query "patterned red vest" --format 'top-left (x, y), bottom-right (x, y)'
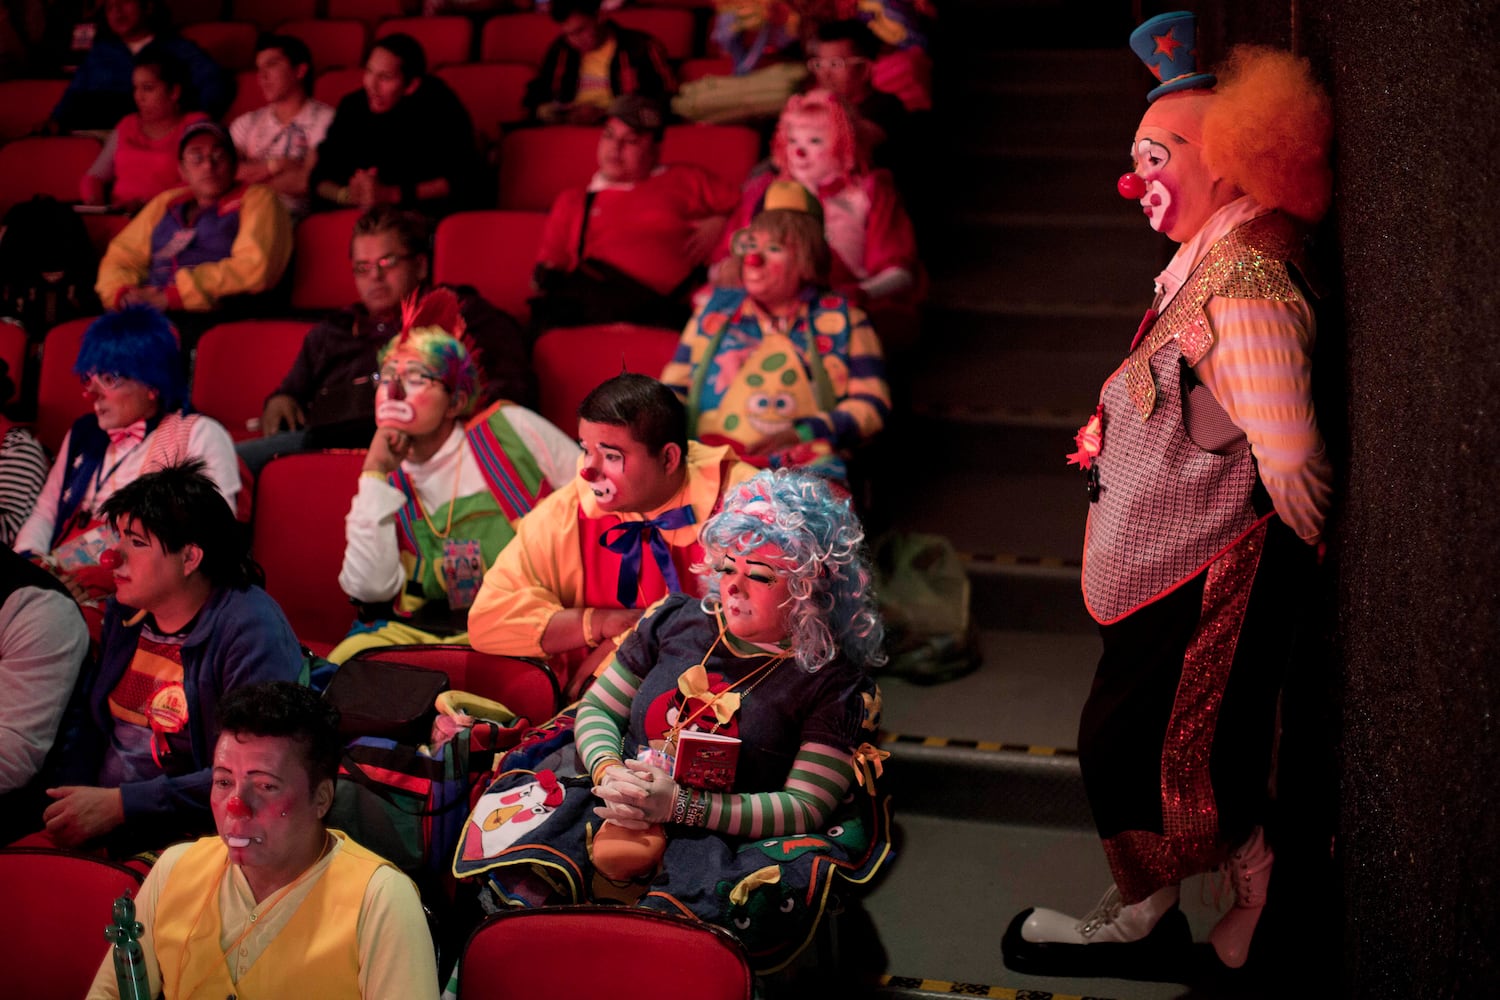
top-left (1083, 214), bottom-right (1305, 624)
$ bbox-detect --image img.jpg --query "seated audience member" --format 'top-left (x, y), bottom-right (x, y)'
top-left (311, 34), bottom-right (479, 216)
top-left (240, 206), bottom-right (531, 475)
top-left (525, 0), bottom-right (675, 125)
top-left (714, 89), bottom-right (921, 305)
top-left (531, 96), bottom-right (740, 330)
top-left (14, 308), bottom-right (240, 606)
top-left (83, 681), bottom-right (439, 1000)
top-left (804, 20), bottom-right (908, 168)
top-left (0, 358), bottom-right (48, 548)
top-left (710, 0), bottom-right (801, 76)
top-left (332, 290), bottom-right (578, 663)
top-left (468, 373), bottom-right (755, 697)
top-left (845, 0), bottom-right (935, 110)
top-left (667, 189), bottom-right (891, 481)
top-left (229, 33), bottom-right (335, 220)
top-left (0, 546), bottom-right (89, 843)
top-left (456, 469), bottom-right (889, 965)
top-left (37, 463), bottom-right (303, 852)
top-left (95, 121), bottom-right (294, 319)
top-left (79, 49), bottom-right (210, 213)
top-left (47, 0), bottom-right (230, 132)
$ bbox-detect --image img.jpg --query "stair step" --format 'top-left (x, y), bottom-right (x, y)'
top-left (927, 220), bottom-right (1164, 311)
top-left (916, 303), bottom-right (1140, 354)
top-left (878, 627), bottom-right (1099, 753)
top-left (968, 558), bottom-right (1093, 634)
top-left (888, 467), bottom-right (1086, 561)
top-left (946, 149), bottom-right (1140, 216)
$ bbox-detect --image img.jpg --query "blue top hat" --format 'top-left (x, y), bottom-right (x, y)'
top-left (1129, 11), bottom-right (1216, 102)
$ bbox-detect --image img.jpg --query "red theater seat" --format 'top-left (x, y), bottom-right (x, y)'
top-left (0, 849), bottom-right (146, 1000)
top-left (532, 324), bottom-right (680, 432)
top-left (376, 16), bottom-right (474, 68)
top-left (479, 12), bottom-right (557, 67)
top-left (191, 320), bottom-right (313, 441)
top-left (459, 907), bottom-right (753, 1000)
top-left (661, 123), bottom-right (761, 188)
top-left (290, 208), bottom-right (359, 313)
top-left (433, 210), bottom-right (548, 323)
top-left (0, 136), bottom-right (101, 215)
top-left (181, 21), bottom-right (259, 73)
top-left (313, 66), bottom-right (366, 107)
top-left (281, 18), bottom-right (368, 71)
top-left (496, 126), bottom-right (600, 211)
top-left (252, 450), bottom-right (366, 651)
top-left (327, 0), bottom-right (405, 30)
top-left (436, 62), bottom-right (532, 148)
top-left (0, 79), bottom-right (67, 143)
top-left (610, 8), bottom-right (695, 61)
top-left (231, 0), bottom-right (316, 31)
top-left (34, 316), bottom-right (97, 454)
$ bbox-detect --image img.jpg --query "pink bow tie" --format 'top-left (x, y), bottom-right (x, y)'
top-left (107, 421), bottom-right (147, 448)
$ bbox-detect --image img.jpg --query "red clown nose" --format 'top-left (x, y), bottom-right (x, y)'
top-left (99, 548), bottom-right (121, 570)
top-left (1117, 173), bottom-right (1147, 200)
top-left (744, 252), bottom-right (765, 268)
top-left (224, 795), bottom-right (252, 820)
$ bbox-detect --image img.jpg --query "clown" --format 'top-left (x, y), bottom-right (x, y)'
top-left (455, 469), bottom-right (892, 971)
top-left (1005, 12), bottom-right (1335, 976)
top-left (331, 288), bottom-right (578, 663)
top-left (713, 89), bottom-right (922, 305)
top-left (664, 183), bottom-right (892, 483)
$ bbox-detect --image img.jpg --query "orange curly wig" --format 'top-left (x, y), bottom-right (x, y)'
top-left (1201, 46), bottom-right (1333, 224)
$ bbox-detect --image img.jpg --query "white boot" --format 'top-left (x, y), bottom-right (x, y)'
top-left (1209, 826), bottom-right (1274, 968)
top-left (1020, 883), bottom-right (1180, 945)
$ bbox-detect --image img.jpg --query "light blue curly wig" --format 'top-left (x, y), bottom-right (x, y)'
top-left (697, 469), bottom-right (886, 673)
top-left (72, 307), bottom-right (187, 413)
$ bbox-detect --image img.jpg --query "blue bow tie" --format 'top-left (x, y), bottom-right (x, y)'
top-left (599, 504), bottom-right (697, 605)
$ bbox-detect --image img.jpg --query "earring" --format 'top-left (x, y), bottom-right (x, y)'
top-left (280, 810), bottom-right (288, 817)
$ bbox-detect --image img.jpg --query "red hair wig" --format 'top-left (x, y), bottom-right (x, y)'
top-left (1201, 46), bottom-right (1334, 224)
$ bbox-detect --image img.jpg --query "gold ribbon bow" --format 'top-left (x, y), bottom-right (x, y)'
top-left (677, 664), bottom-right (741, 725)
top-left (851, 743), bottom-right (890, 794)
top-left (728, 865), bottom-right (782, 907)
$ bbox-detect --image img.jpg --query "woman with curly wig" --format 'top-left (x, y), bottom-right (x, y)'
top-left (13, 307), bottom-right (239, 607)
top-left (662, 185), bottom-right (891, 482)
top-left (452, 469), bottom-right (891, 971)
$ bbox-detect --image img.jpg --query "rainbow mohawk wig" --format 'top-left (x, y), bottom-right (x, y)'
top-left (377, 287), bottom-right (481, 414)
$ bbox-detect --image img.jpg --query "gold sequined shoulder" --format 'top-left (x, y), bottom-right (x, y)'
top-left (1203, 214), bottom-right (1303, 304)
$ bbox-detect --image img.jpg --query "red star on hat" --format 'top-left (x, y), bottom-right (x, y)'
top-left (1153, 27), bottom-right (1184, 60)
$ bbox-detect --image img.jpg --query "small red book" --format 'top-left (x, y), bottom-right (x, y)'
top-left (672, 731), bottom-right (741, 792)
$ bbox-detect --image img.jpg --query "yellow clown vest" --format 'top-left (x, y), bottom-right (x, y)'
top-left (153, 831), bottom-right (394, 999)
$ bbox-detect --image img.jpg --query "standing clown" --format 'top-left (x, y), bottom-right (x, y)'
top-left (1003, 12), bottom-right (1334, 975)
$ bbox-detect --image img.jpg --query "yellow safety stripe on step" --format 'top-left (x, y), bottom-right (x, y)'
top-left (879, 974), bottom-right (1113, 999)
top-left (878, 731), bottom-right (1079, 758)
top-left (958, 551), bottom-right (1081, 570)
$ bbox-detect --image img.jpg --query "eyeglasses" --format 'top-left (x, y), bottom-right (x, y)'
top-left (79, 371), bottom-right (129, 392)
top-left (182, 148), bottom-right (230, 167)
top-left (807, 57), bottom-right (867, 72)
top-left (352, 252), bottom-right (414, 277)
top-left (372, 364), bottom-right (444, 394)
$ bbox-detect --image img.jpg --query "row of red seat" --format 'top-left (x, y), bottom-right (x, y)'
top-left (0, 847), bottom-right (751, 1000)
top-left (185, 10), bottom-right (705, 74)
top-left (21, 313), bottom-right (680, 646)
top-left (21, 124), bottom-right (757, 215)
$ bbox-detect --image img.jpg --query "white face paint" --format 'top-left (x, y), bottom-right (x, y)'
top-left (1132, 137), bottom-right (1174, 234)
top-left (376, 399), bottom-right (416, 424)
top-left (784, 119), bottom-right (840, 190)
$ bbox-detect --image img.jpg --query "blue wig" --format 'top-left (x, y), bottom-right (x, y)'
top-left (697, 469), bottom-right (886, 674)
top-left (72, 307), bottom-right (187, 413)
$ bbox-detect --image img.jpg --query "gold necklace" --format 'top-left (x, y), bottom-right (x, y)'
top-left (667, 617), bottom-right (790, 745)
top-left (416, 445), bottom-right (465, 540)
